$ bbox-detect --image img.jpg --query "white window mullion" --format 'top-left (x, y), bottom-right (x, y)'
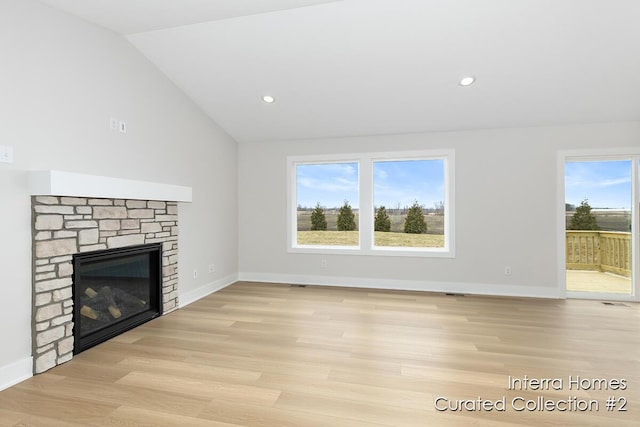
top-left (359, 156), bottom-right (373, 252)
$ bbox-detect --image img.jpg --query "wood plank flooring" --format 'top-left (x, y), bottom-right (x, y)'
top-left (1, 281), bottom-right (639, 426)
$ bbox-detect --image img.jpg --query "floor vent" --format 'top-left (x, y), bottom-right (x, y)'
top-left (445, 293), bottom-right (465, 297)
top-left (602, 302), bottom-right (629, 307)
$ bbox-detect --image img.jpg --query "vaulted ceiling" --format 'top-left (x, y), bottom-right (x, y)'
top-left (38, 0), bottom-right (640, 143)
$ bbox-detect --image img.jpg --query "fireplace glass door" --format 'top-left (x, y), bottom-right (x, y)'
top-left (73, 243), bottom-right (162, 353)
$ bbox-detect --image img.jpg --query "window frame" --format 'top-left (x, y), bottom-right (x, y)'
top-left (287, 149), bottom-right (455, 258)
top-left (289, 157), bottom-right (362, 253)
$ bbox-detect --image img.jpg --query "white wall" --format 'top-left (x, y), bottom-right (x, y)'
top-left (238, 122), bottom-right (640, 296)
top-left (0, 0), bottom-right (238, 387)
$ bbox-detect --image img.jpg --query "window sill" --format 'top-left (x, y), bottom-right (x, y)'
top-left (288, 245), bottom-right (454, 258)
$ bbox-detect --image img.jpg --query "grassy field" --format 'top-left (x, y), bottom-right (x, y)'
top-left (566, 211), bottom-right (630, 232)
top-left (297, 210), bottom-right (445, 247)
top-left (297, 231), bottom-right (445, 247)
top-left (375, 231), bottom-right (444, 247)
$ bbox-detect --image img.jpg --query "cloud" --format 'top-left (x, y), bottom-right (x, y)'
top-left (564, 162), bottom-right (632, 208)
top-left (565, 176), bottom-right (630, 188)
top-left (298, 176), bottom-right (357, 192)
top-left (376, 170), bottom-right (388, 180)
top-left (565, 161), bottom-right (631, 189)
top-left (343, 164), bottom-right (357, 176)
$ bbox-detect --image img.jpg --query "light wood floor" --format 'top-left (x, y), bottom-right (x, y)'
top-left (1, 281), bottom-right (639, 426)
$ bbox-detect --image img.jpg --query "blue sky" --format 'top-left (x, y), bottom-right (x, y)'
top-left (296, 163), bottom-right (359, 208)
top-left (565, 160), bottom-right (632, 209)
top-left (374, 160), bottom-right (444, 209)
top-left (296, 160), bottom-right (445, 209)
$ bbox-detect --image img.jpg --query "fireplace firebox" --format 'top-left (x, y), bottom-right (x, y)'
top-left (72, 243), bottom-right (163, 353)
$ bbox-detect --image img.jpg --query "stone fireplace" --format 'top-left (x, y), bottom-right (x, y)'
top-left (29, 170), bottom-right (192, 374)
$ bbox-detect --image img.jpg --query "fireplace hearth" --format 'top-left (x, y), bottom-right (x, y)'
top-left (73, 243), bottom-right (162, 353)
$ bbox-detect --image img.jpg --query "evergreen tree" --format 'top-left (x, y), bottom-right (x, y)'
top-left (568, 199), bottom-right (599, 230)
top-left (310, 203), bottom-right (327, 231)
top-left (374, 206), bottom-right (391, 232)
top-left (337, 200), bottom-right (356, 231)
top-left (404, 201), bottom-right (427, 234)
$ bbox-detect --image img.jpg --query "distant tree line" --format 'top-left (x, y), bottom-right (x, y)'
top-left (298, 200), bottom-right (445, 216)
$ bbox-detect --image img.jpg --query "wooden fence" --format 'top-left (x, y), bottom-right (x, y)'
top-left (566, 231), bottom-right (632, 277)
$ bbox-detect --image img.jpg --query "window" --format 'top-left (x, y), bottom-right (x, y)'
top-left (373, 159), bottom-right (446, 249)
top-left (295, 162), bottom-right (359, 248)
top-left (288, 150), bottom-right (454, 257)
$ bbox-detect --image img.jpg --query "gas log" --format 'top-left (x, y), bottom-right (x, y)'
top-left (79, 286), bottom-right (147, 320)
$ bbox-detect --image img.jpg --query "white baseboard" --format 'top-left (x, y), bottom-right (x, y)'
top-left (179, 273), bottom-right (238, 308)
top-left (0, 357), bottom-right (32, 391)
top-left (238, 272), bottom-right (563, 299)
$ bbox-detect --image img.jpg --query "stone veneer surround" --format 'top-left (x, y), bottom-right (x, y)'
top-left (31, 196), bottom-right (179, 374)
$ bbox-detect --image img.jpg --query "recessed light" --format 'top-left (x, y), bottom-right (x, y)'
top-left (262, 95), bottom-right (275, 103)
top-left (459, 76), bottom-right (476, 86)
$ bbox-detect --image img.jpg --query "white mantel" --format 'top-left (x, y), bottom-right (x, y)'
top-left (29, 170), bottom-right (192, 202)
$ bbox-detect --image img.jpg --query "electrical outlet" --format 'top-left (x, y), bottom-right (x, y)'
top-left (109, 117), bottom-right (118, 131)
top-left (208, 264), bottom-right (215, 273)
top-left (193, 269), bottom-right (198, 279)
top-left (504, 266), bottom-right (512, 276)
top-left (119, 120), bottom-right (127, 134)
top-left (321, 259), bottom-right (327, 268)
